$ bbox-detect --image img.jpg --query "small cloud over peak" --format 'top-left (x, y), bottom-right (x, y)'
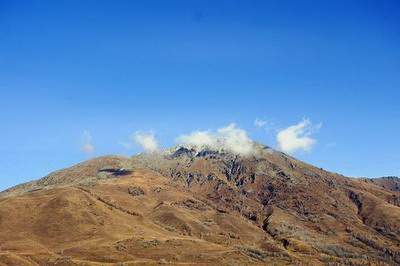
top-left (276, 119), bottom-right (321, 154)
top-left (177, 130), bottom-right (216, 149)
top-left (217, 123), bottom-right (255, 156)
top-left (81, 130), bottom-right (94, 154)
top-left (177, 123), bottom-right (256, 156)
top-left (132, 131), bottom-right (159, 153)
top-left (254, 118), bottom-right (267, 128)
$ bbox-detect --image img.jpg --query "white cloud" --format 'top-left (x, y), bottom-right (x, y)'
top-left (254, 118), bottom-right (267, 128)
top-left (177, 123), bottom-right (256, 156)
top-left (81, 130), bottom-right (94, 154)
top-left (132, 131), bottom-right (159, 153)
top-left (177, 130), bottom-right (216, 149)
top-left (217, 124), bottom-right (255, 156)
top-left (276, 119), bottom-right (321, 154)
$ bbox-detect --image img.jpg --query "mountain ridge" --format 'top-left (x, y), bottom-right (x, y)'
top-left (1, 144), bottom-right (399, 265)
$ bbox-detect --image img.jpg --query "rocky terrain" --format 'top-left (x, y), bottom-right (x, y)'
top-left (362, 176), bottom-right (400, 192)
top-left (0, 144), bottom-right (399, 265)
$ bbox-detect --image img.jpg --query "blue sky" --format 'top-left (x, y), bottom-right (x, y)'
top-left (0, 0), bottom-right (399, 190)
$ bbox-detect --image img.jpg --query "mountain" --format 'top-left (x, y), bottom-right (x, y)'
top-left (0, 145), bottom-right (399, 265)
top-left (362, 176), bottom-right (400, 192)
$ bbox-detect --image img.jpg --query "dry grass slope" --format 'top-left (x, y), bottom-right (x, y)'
top-left (0, 146), bottom-right (399, 265)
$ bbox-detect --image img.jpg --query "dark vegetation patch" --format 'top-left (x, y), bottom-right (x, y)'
top-left (98, 168), bottom-right (132, 176)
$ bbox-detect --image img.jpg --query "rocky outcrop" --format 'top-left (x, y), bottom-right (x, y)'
top-left (128, 186), bottom-right (145, 197)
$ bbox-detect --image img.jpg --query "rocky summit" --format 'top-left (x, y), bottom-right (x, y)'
top-left (0, 144), bottom-right (399, 265)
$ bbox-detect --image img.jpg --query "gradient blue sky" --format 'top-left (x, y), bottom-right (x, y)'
top-left (1, 0), bottom-right (399, 190)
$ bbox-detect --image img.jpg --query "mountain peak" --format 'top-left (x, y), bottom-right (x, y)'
top-left (163, 142), bottom-right (275, 159)
top-left (1, 144), bottom-right (400, 265)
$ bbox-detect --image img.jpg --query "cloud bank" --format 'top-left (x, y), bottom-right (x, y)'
top-left (276, 119), bottom-right (320, 154)
top-left (133, 131), bottom-right (159, 153)
top-left (81, 130), bottom-right (94, 154)
top-left (177, 123), bottom-right (256, 156)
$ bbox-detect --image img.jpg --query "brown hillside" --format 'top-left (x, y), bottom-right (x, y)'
top-left (0, 145), bottom-right (399, 265)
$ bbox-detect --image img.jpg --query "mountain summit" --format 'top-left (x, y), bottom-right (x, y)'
top-left (0, 145), bottom-right (399, 265)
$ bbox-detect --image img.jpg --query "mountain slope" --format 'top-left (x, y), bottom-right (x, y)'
top-left (363, 176), bottom-right (400, 192)
top-left (1, 145), bottom-right (399, 265)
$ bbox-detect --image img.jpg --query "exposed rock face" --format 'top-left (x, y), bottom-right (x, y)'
top-left (128, 186), bottom-right (145, 196)
top-left (0, 145), bottom-right (399, 265)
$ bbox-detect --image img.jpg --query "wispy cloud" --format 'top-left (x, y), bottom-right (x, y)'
top-left (177, 123), bottom-right (256, 156)
top-left (132, 131), bottom-right (159, 153)
top-left (81, 130), bottom-right (94, 154)
top-left (254, 118), bottom-right (267, 128)
top-left (276, 119), bottom-right (321, 154)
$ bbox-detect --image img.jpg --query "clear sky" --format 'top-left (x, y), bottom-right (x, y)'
top-left (1, 0), bottom-right (399, 190)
